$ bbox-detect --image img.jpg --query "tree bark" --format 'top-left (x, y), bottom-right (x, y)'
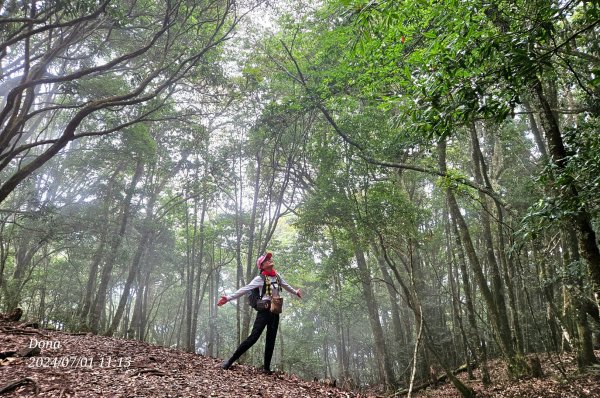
top-left (533, 78), bottom-right (600, 297)
top-left (469, 123), bottom-right (517, 354)
top-left (183, 176), bottom-right (198, 351)
top-left (562, 229), bottom-right (598, 366)
top-left (533, 241), bottom-right (561, 351)
top-left (0, 217), bottom-right (9, 308)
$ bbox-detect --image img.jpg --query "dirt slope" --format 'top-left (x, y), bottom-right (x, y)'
top-left (414, 351), bottom-right (600, 398)
top-left (1, 322), bottom-right (367, 398)
top-left (3, 320), bottom-right (600, 398)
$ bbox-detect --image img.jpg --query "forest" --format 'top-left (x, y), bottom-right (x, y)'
top-left (1, 0), bottom-right (599, 396)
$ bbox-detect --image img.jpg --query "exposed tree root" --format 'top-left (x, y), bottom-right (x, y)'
top-left (129, 368), bottom-right (167, 377)
top-left (0, 377), bottom-right (39, 395)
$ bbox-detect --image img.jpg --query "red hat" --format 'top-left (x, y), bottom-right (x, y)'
top-left (256, 252), bottom-right (272, 269)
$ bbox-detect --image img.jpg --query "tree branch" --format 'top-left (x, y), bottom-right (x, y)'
top-left (277, 40), bottom-right (512, 211)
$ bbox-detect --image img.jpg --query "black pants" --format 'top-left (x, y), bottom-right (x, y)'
top-left (228, 310), bottom-right (279, 370)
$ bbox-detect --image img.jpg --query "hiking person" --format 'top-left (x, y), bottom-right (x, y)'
top-left (217, 252), bottom-right (302, 374)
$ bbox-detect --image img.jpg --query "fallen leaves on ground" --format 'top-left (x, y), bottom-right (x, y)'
top-left (3, 320), bottom-right (600, 397)
top-left (0, 321), bottom-right (372, 397)
top-left (415, 350), bottom-right (600, 398)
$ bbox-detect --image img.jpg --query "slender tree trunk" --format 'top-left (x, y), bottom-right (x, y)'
top-left (131, 277), bottom-right (143, 339)
top-left (471, 123), bottom-right (525, 353)
top-left (90, 159), bottom-right (143, 334)
top-left (418, 308), bottom-right (476, 398)
top-left (105, 227), bottom-right (152, 337)
top-left (534, 241), bottom-right (561, 351)
top-left (444, 210), bottom-right (475, 379)
top-left (438, 138), bottom-right (529, 377)
top-left (130, 243), bottom-right (155, 343)
top-left (522, 100), bottom-right (548, 159)
top-left (241, 151), bottom-right (262, 345)
top-left (332, 266), bottom-right (350, 382)
top-left (233, 149), bottom-right (244, 346)
top-left (451, 212), bottom-right (491, 385)
top-left (533, 78), bottom-right (600, 297)
top-left (184, 189), bottom-right (198, 351)
top-left (353, 244), bottom-right (396, 389)
top-left (207, 246), bottom-right (218, 357)
top-left (496, 208), bottom-right (524, 353)
top-left (377, 234), bottom-right (475, 397)
top-left (140, 269), bottom-right (151, 342)
top-left (469, 124), bottom-right (517, 353)
top-left (190, 198), bottom-right (208, 352)
top-left (0, 217), bottom-right (9, 307)
top-left (6, 179), bottom-right (48, 310)
top-left (79, 167), bottom-right (121, 323)
top-left (7, 236), bottom-right (43, 310)
top-left (563, 229), bottom-right (598, 366)
top-left (373, 244), bottom-right (406, 357)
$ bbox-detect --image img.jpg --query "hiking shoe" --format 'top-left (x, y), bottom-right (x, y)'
top-left (260, 368), bottom-right (273, 375)
top-left (221, 360), bottom-right (232, 370)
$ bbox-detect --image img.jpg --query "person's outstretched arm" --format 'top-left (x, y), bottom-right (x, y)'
top-left (279, 274), bottom-right (302, 298)
top-left (217, 275), bottom-right (263, 306)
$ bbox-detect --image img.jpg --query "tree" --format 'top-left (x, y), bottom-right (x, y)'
top-left (0, 0), bottom-right (240, 204)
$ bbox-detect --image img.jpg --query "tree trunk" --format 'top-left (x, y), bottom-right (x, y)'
top-left (6, 236), bottom-right (43, 311)
top-left (563, 229), bottom-right (598, 366)
top-left (105, 226), bottom-right (152, 337)
top-left (6, 185), bottom-right (47, 310)
top-left (377, 234), bottom-right (475, 397)
top-left (232, 150), bottom-right (244, 346)
top-left (469, 123), bottom-right (517, 353)
top-left (533, 78), bottom-right (600, 297)
top-left (451, 211), bottom-right (492, 385)
top-left (332, 266), bottom-right (350, 382)
top-left (190, 197), bottom-right (208, 352)
top-left (79, 167), bottom-right (121, 323)
top-left (131, 277), bottom-right (143, 339)
top-left (241, 151), bottom-right (262, 347)
top-left (353, 245), bottom-right (396, 389)
top-left (534, 241), bottom-right (562, 351)
top-left (373, 243), bottom-right (406, 354)
top-left (90, 158), bottom-right (144, 334)
top-left (139, 268), bottom-right (152, 342)
top-left (471, 123), bottom-right (525, 353)
top-left (207, 247), bottom-right (218, 357)
top-left (522, 100), bottom-right (548, 159)
top-left (183, 189), bottom-right (198, 351)
top-left (421, 317), bottom-right (476, 398)
top-left (438, 138), bottom-right (529, 378)
top-left (0, 216), bottom-right (9, 307)
top-left (444, 210), bottom-right (475, 380)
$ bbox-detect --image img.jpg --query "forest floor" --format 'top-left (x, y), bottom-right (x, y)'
top-left (2, 319), bottom-right (600, 397)
top-left (0, 320), bottom-right (365, 397)
top-left (414, 349), bottom-right (600, 398)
